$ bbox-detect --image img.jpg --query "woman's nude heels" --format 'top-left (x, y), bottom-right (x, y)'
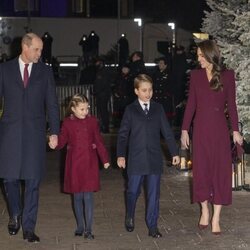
top-left (211, 220), bottom-right (221, 235)
top-left (212, 231), bottom-right (221, 236)
top-left (198, 223), bottom-right (209, 230)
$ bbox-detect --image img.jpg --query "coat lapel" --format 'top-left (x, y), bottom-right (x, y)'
top-left (12, 58), bottom-right (24, 90)
top-left (133, 99), bottom-right (156, 116)
top-left (26, 62), bottom-right (39, 88)
top-left (134, 100), bottom-right (145, 115)
top-left (12, 58), bottom-right (39, 90)
top-left (148, 100), bottom-right (156, 116)
top-left (16, 60), bottom-right (40, 89)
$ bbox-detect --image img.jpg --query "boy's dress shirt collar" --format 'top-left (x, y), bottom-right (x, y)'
top-left (138, 99), bottom-right (150, 111)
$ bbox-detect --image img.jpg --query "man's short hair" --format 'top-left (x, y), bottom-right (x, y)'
top-left (131, 51), bottom-right (143, 60)
top-left (21, 33), bottom-right (40, 47)
top-left (157, 57), bottom-right (168, 65)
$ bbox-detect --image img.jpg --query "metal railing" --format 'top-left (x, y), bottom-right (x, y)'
top-left (56, 84), bottom-right (96, 120)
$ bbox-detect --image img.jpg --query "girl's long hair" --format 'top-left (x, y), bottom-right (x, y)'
top-left (66, 93), bottom-right (89, 117)
top-left (198, 40), bottom-right (224, 91)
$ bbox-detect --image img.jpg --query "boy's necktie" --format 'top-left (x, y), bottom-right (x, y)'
top-left (143, 103), bottom-right (149, 115)
top-left (23, 63), bottom-right (29, 88)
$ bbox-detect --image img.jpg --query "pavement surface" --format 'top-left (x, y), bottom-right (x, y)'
top-left (0, 133), bottom-right (250, 250)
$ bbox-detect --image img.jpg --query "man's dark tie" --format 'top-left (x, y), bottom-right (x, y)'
top-left (23, 63), bottom-right (29, 88)
top-left (143, 103), bottom-right (149, 115)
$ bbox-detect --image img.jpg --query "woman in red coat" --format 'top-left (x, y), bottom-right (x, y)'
top-left (50, 94), bottom-right (110, 239)
top-left (181, 40), bottom-right (243, 235)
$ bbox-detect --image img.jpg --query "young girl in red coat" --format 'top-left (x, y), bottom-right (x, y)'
top-left (50, 94), bottom-right (110, 239)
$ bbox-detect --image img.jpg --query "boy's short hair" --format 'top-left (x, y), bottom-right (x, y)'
top-left (134, 74), bottom-right (153, 89)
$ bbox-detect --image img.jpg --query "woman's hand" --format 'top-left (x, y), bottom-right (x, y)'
top-left (233, 131), bottom-right (243, 145)
top-left (181, 130), bottom-right (190, 149)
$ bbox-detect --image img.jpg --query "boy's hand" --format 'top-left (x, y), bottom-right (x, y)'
top-left (172, 156), bottom-right (180, 166)
top-left (117, 157), bottom-right (126, 169)
top-left (104, 163), bottom-right (110, 169)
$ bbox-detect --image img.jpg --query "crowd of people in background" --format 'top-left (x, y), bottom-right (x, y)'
top-left (108, 46), bottom-right (192, 130)
top-left (52, 30), bottom-right (196, 132)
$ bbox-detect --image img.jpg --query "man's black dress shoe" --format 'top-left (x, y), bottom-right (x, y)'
top-left (148, 228), bottom-right (162, 238)
top-left (125, 216), bottom-right (134, 232)
top-left (23, 231), bottom-right (40, 243)
top-left (8, 215), bottom-right (21, 235)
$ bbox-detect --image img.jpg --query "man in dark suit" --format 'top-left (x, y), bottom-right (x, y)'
top-left (127, 51), bottom-right (147, 104)
top-left (172, 46), bottom-right (188, 126)
top-left (94, 57), bottom-right (112, 133)
top-left (152, 57), bottom-right (174, 123)
top-left (117, 74), bottom-right (180, 238)
top-left (0, 33), bottom-right (60, 242)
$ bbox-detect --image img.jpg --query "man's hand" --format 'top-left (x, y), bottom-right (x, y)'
top-left (48, 135), bottom-right (58, 149)
top-left (117, 157), bottom-right (126, 169)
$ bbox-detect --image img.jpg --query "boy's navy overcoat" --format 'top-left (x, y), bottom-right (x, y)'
top-left (117, 99), bottom-right (178, 175)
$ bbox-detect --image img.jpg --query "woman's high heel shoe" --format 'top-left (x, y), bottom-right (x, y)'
top-left (212, 231), bottom-right (221, 236)
top-left (211, 221), bottom-right (221, 235)
top-left (198, 224), bottom-right (209, 230)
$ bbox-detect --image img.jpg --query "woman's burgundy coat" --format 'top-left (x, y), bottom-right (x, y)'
top-left (57, 115), bottom-right (109, 193)
top-left (182, 69), bottom-right (239, 205)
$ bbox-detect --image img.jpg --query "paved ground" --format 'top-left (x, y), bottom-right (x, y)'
top-left (0, 133), bottom-right (250, 250)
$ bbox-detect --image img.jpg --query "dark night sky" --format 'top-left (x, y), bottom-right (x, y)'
top-left (0, 0), bottom-right (208, 31)
top-left (134, 0), bottom-right (208, 31)
top-left (90, 0), bottom-right (208, 31)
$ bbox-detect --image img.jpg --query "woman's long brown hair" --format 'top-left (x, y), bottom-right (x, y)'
top-left (198, 40), bottom-right (224, 91)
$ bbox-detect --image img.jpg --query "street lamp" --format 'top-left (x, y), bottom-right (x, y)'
top-left (168, 22), bottom-right (176, 49)
top-left (134, 18), bottom-right (142, 27)
top-left (134, 18), bottom-right (143, 51)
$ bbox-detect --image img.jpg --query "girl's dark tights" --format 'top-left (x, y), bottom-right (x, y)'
top-left (73, 192), bottom-right (93, 233)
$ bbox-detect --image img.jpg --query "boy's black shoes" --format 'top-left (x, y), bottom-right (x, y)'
top-left (74, 231), bottom-right (83, 236)
top-left (8, 215), bottom-right (21, 235)
top-left (148, 228), bottom-right (162, 238)
top-left (125, 216), bottom-right (134, 232)
top-left (23, 231), bottom-right (40, 243)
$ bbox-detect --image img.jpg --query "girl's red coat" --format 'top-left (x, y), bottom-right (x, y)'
top-left (57, 115), bottom-right (109, 193)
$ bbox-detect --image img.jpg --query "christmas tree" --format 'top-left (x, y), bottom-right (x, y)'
top-left (202, 0), bottom-right (250, 140)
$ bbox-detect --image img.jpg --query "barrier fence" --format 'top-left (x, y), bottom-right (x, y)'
top-left (0, 85), bottom-right (106, 121)
top-left (56, 85), bottom-right (96, 120)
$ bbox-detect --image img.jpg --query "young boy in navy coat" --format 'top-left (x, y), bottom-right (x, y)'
top-left (117, 74), bottom-right (180, 238)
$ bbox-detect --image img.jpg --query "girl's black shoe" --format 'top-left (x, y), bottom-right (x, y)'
top-left (84, 232), bottom-right (94, 239)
